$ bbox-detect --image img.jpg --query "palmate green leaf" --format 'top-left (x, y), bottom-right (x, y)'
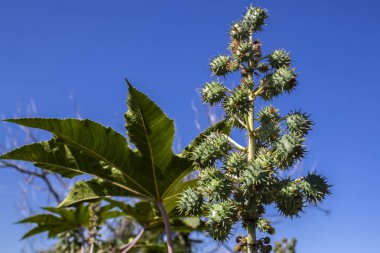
top-left (18, 204), bottom-right (121, 240)
top-left (0, 120), bottom-right (146, 197)
top-left (0, 83), bottom-right (193, 204)
top-left (17, 205), bottom-right (90, 239)
top-left (0, 82), bottom-right (226, 245)
top-left (59, 179), bottom-right (135, 207)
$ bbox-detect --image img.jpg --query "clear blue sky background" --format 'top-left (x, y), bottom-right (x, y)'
top-left (0, 1), bottom-right (379, 252)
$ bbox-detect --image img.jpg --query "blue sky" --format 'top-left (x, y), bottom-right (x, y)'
top-left (0, 0), bottom-right (379, 252)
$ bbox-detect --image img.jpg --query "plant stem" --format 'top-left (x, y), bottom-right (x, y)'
top-left (247, 31), bottom-right (257, 253)
top-left (156, 200), bottom-right (174, 253)
top-left (247, 108), bottom-right (257, 253)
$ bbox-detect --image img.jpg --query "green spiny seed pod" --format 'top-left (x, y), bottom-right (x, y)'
top-left (223, 152), bottom-right (248, 177)
top-left (241, 162), bottom-right (271, 193)
top-left (271, 67), bottom-right (298, 92)
top-left (210, 55), bottom-right (231, 76)
top-left (261, 67), bottom-right (298, 100)
top-left (235, 41), bottom-right (254, 62)
top-left (191, 133), bottom-right (231, 168)
top-left (257, 122), bottom-right (281, 144)
top-left (274, 133), bottom-right (306, 169)
top-left (223, 86), bottom-right (252, 118)
top-left (199, 167), bottom-right (233, 201)
top-left (178, 188), bottom-right (204, 216)
top-left (258, 106), bottom-right (280, 124)
top-left (269, 49), bottom-right (291, 69)
top-left (201, 81), bottom-right (227, 105)
top-left (255, 148), bottom-right (275, 170)
top-left (299, 172), bottom-right (331, 203)
top-left (276, 180), bottom-right (304, 217)
top-left (243, 6), bottom-right (269, 32)
top-left (230, 22), bottom-right (250, 40)
top-left (257, 62), bottom-right (270, 73)
top-left (199, 166), bottom-right (222, 181)
top-left (206, 201), bottom-right (236, 241)
top-left (257, 218), bottom-right (275, 235)
top-left (286, 111), bottom-right (313, 136)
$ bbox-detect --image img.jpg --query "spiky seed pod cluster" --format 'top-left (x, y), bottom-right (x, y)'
top-left (261, 67), bottom-right (298, 100)
top-left (179, 5), bottom-right (330, 251)
top-left (199, 167), bottom-right (233, 202)
top-left (201, 81), bottom-right (227, 105)
top-left (178, 189), bottom-right (204, 216)
top-left (299, 172), bottom-right (331, 203)
top-left (235, 41), bottom-right (254, 62)
top-left (206, 201), bottom-right (237, 241)
top-left (276, 180), bottom-right (304, 217)
top-left (223, 152), bottom-right (248, 177)
top-left (223, 86), bottom-right (252, 118)
top-left (258, 106), bottom-right (280, 124)
top-left (274, 133), bottom-right (306, 169)
top-left (230, 22), bottom-right (250, 41)
top-left (240, 163), bottom-right (273, 193)
top-left (269, 49), bottom-right (291, 69)
top-left (286, 111), bottom-right (313, 136)
top-left (191, 133), bottom-right (231, 168)
top-left (210, 55), bottom-right (231, 76)
top-left (257, 121), bottom-right (281, 145)
top-left (254, 148), bottom-right (275, 170)
top-left (243, 6), bottom-right (269, 32)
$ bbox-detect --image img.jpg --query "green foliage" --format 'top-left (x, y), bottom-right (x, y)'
top-left (178, 4), bottom-right (331, 253)
top-left (1, 83), bottom-right (223, 251)
top-left (18, 205), bottom-right (91, 240)
top-left (1, 84), bottom-right (193, 207)
top-left (18, 203), bottom-right (120, 252)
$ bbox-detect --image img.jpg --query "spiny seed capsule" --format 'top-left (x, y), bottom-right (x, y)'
top-left (269, 49), bottom-right (291, 68)
top-left (210, 55), bottom-right (231, 76)
top-left (201, 81), bottom-right (227, 105)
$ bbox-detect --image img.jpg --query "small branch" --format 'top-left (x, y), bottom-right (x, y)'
top-left (234, 116), bottom-right (248, 129)
top-left (254, 78), bottom-right (271, 96)
top-left (256, 54), bottom-right (270, 62)
top-left (222, 134), bottom-right (246, 151)
top-left (156, 200), bottom-right (174, 253)
top-left (120, 224), bottom-right (147, 253)
top-left (0, 161), bottom-right (62, 203)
